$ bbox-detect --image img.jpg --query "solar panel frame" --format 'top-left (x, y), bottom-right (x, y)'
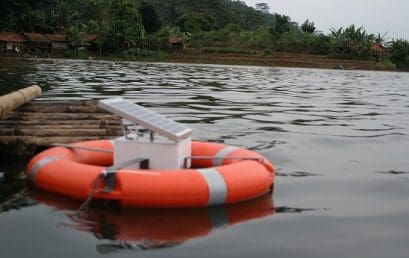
top-left (98, 98), bottom-right (192, 142)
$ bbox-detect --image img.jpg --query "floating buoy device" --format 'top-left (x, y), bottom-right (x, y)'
top-left (26, 98), bottom-right (275, 207)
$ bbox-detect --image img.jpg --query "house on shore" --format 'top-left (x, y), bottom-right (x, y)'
top-left (85, 34), bottom-right (98, 43)
top-left (169, 36), bottom-right (184, 51)
top-left (1, 32), bottom-right (101, 56)
top-left (371, 43), bottom-right (389, 61)
top-left (46, 34), bottom-right (69, 54)
top-left (0, 32), bottom-right (26, 53)
top-left (23, 33), bottom-right (50, 54)
top-left (82, 34), bottom-right (98, 51)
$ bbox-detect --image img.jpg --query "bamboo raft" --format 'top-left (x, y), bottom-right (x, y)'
top-left (0, 86), bottom-right (123, 160)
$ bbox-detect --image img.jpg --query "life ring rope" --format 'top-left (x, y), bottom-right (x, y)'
top-left (184, 156), bottom-right (265, 168)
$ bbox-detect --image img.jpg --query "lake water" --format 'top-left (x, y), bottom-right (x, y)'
top-left (1, 58), bottom-right (409, 258)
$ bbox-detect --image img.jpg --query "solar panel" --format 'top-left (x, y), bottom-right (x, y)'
top-left (98, 98), bottom-right (192, 142)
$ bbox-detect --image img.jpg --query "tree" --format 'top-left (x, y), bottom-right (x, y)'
top-left (310, 33), bottom-right (331, 54)
top-left (176, 12), bottom-right (217, 33)
top-left (329, 25), bottom-right (374, 59)
top-left (102, 0), bottom-right (145, 52)
top-left (135, 0), bottom-right (273, 30)
top-left (301, 19), bottom-right (315, 34)
top-left (138, 1), bottom-right (161, 34)
top-left (268, 14), bottom-right (293, 53)
top-left (253, 26), bottom-right (271, 49)
top-left (374, 32), bottom-right (388, 44)
top-left (224, 23), bottom-right (241, 33)
top-left (66, 25), bottom-right (86, 47)
top-left (277, 30), bottom-right (303, 52)
top-left (255, 2), bottom-right (270, 13)
top-left (390, 39), bottom-right (409, 69)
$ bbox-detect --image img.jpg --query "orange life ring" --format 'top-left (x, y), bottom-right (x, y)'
top-left (26, 140), bottom-right (274, 207)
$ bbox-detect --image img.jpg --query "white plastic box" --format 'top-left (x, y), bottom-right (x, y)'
top-left (113, 134), bottom-right (191, 170)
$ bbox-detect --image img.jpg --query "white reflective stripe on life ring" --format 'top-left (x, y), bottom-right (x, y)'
top-left (212, 146), bottom-right (237, 166)
top-left (197, 168), bottom-right (227, 205)
top-left (28, 156), bottom-right (60, 185)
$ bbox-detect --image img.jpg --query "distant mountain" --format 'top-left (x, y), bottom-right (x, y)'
top-left (136, 0), bottom-right (275, 30)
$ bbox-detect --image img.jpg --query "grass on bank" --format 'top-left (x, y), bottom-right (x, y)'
top-left (202, 47), bottom-right (257, 55)
top-left (55, 47), bottom-right (401, 72)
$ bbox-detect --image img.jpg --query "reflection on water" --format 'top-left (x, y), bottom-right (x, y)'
top-left (377, 170), bottom-right (409, 175)
top-left (1, 58), bottom-right (409, 258)
top-left (32, 190), bottom-right (274, 253)
top-left (275, 171), bottom-right (323, 177)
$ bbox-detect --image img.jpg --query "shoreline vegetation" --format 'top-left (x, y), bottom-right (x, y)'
top-left (0, 49), bottom-right (402, 72)
top-left (166, 50), bottom-right (401, 71)
top-left (3, 50), bottom-right (402, 73)
top-left (1, 0), bottom-right (408, 72)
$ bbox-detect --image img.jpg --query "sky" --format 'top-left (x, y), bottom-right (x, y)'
top-left (244, 0), bottom-right (409, 40)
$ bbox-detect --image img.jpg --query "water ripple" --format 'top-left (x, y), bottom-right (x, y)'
top-left (378, 170), bottom-right (409, 175)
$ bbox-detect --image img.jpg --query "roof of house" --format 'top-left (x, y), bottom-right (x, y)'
top-left (0, 32), bottom-right (27, 43)
top-left (46, 34), bottom-right (68, 42)
top-left (23, 33), bottom-right (50, 43)
top-left (169, 36), bottom-right (183, 44)
top-left (85, 34), bottom-right (98, 42)
top-left (371, 43), bottom-right (387, 51)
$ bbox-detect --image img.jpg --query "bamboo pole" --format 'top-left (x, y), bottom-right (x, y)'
top-left (51, 143), bottom-right (113, 153)
top-left (18, 103), bottom-right (108, 113)
top-left (0, 136), bottom-right (107, 145)
top-left (15, 128), bottom-right (120, 137)
top-left (18, 113), bottom-right (119, 121)
top-left (0, 85), bottom-right (42, 119)
top-left (0, 120), bottom-right (121, 126)
top-left (0, 125), bottom-right (122, 133)
top-left (0, 98), bottom-right (126, 159)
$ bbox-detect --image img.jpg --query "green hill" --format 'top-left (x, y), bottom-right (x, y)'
top-left (1, 0), bottom-right (274, 33)
top-left (136, 0), bottom-right (275, 30)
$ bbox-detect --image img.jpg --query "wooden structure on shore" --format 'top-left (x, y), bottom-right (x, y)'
top-left (0, 86), bottom-right (123, 160)
top-left (0, 32), bottom-right (27, 53)
top-left (0, 32), bottom-right (98, 56)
